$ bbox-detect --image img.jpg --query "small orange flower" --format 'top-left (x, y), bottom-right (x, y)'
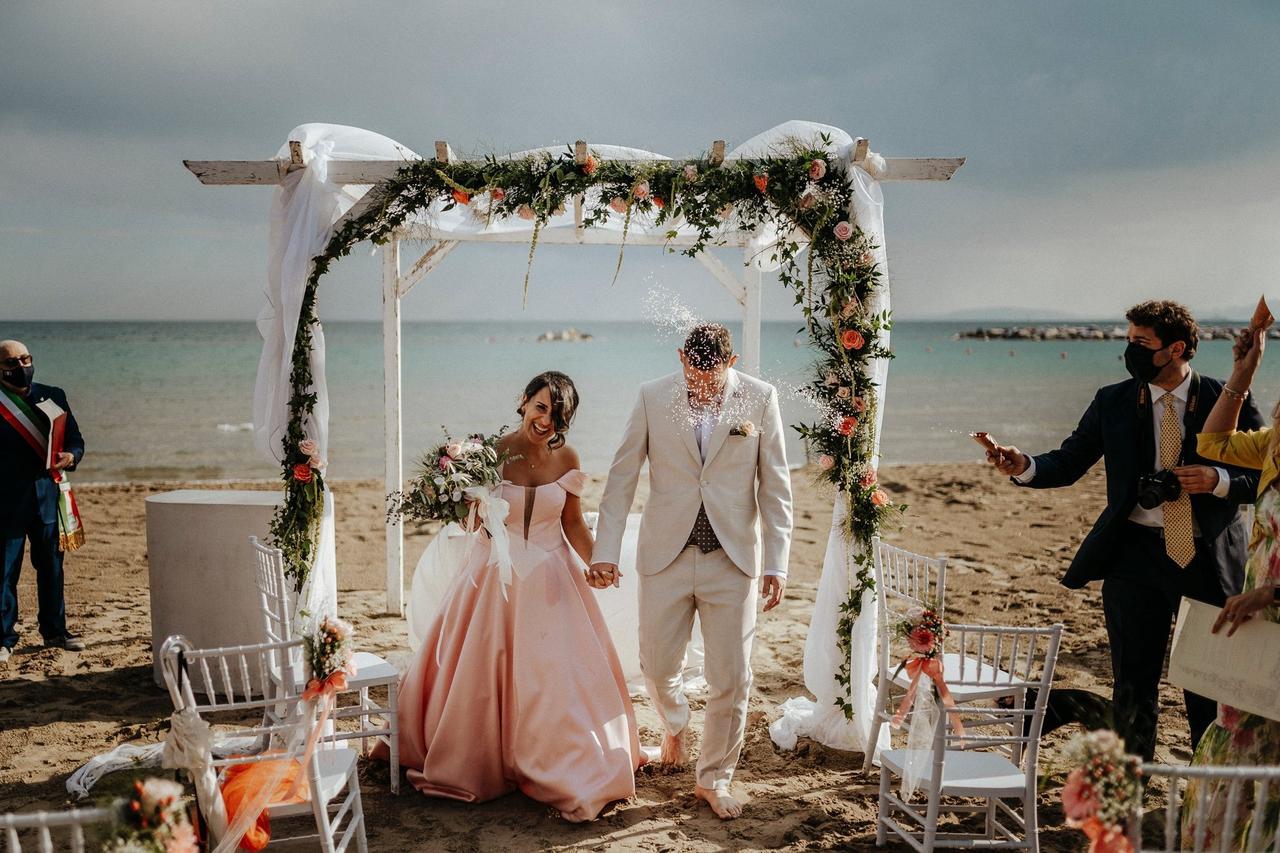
top-left (841, 329), bottom-right (865, 350)
top-left (451, 189), bottom-right (471, 206)
top-left (292, 463), bottom-right (313, 483)
top-left (871, 489), bottom-right (890, 507)
top-left (753, 173), bottom-right (769, 193)
top-left (652, 195), bottom-right (665, 209)
top-left (582, 154), bottom-right (598, 176)
top-left (837, 416), bottom-right (858, 436)
top-left (490, 187), bottom-right (506, 202)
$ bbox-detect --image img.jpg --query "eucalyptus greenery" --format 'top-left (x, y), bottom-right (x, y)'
top-left (270, 136), bottom-right (903, 718)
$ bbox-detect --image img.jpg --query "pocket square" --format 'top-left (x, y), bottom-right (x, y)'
top-left (729, 421), bottom-right (756, 437)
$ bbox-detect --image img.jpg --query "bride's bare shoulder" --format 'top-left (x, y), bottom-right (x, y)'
top-left (555, 443), bottom-right (582, 474)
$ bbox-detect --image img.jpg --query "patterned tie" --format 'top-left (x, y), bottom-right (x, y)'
top-left (1159, 393), bottom-right (1195, 568)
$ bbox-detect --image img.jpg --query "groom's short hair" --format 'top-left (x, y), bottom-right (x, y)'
top-left (1125, 300), bottom-right (1199, 360)
top-left (684, 324), bottom-right (734, 370)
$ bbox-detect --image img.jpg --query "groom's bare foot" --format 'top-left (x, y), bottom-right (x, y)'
top-left (695, 785), bottom-right (744, 820)
top-left (659, 729), bottom-right (691, 766)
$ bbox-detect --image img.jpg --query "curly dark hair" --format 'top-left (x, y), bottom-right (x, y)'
top-left (517, 371), bottom-right (579, 450)
top-left (1125, 300), bottom-right (1199, 360)
top-left (682, 323), bottom-right (735, 370)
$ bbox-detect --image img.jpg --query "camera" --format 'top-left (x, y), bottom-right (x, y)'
top-left (1137, 469), bottom-right (1182, 510)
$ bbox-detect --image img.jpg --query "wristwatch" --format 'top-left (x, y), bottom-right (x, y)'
top-left (1272, 583), bottom-right (1280, 605)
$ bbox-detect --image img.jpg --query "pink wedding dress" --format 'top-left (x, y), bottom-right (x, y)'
top-left (389, 469), bottom-right (640, 821)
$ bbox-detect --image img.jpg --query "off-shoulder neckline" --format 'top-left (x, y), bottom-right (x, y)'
top-left (501, 468), bottom-right (583, 489)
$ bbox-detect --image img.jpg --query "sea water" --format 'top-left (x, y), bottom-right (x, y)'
top-left (8, 320), bottom-right (1279, 482)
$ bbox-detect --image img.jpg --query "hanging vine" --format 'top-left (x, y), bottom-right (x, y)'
top-left (270, 136), bottom-right (903, 719)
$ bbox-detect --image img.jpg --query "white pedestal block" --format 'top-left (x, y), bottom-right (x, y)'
top-left (145, 489), bottom-right (337, 690)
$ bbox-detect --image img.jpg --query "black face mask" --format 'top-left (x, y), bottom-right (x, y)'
top-left (1123, 342), bottom-right (1170, 384)
top-left (1, 365), bottom-right (34, 390)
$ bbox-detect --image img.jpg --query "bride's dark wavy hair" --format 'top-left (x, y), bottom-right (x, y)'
top-left (517, 371), bottom-right (579, 450)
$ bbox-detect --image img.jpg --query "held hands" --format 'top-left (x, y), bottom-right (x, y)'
top-left (1172, 465), bottom-right (1220, 495)
top-left (1212, 584), bottom-right (1276, 636)
top-left (984, 443), bottom-right (1030, 477)
top-left (586, 562), bottom-right (621, 589)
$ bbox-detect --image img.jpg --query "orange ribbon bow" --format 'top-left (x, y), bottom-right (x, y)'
top-left (1079, 816), bottom-right (1133, 853)
top-left (891, 657), bottom-right (965, 736)
top-left (284, 666), bottom-right (355, 800)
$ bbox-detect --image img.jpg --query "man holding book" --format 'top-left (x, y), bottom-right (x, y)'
top-left (0, 339), bottom-right (86, 663)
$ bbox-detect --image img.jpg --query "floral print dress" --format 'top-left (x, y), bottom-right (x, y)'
top-left (1181, 486), bottom-right (1280, 849)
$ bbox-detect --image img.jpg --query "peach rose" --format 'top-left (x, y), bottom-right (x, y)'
top-left (837, 416), bottom-right (858, 436)
top-left (292, 463), bottom-right (313, 483)
top-left (841, 329), bottom-right (865, 350)
top-left (632, 180), bottom-right (650, 200)
top-left (444, 442), bottom-right (463, 458)
top-left (840, 297), bottom-right (860, 319)
top-left (753, 173), bottom-right (768, 193)
top-left (517, 204), bottom-right (535, 220)
top-left (859, 468), bottom-right (877, 487)
top-left (871, 489), bottom-right (889, 507)
top-left (582, 154), bottom-right (597, 176)
top-left (834, 220), bottom-right (854, 241)
top-left (809, 158), bottom-right (828, 180)
top-left (1061, 768), bottom-right (1099, 822)
top-left (652, 195), bottom-right (665, 209)
top-left (818, 454), bottom-right (835, 471)
top-left (683, 164), bottom-right (698, 181)
top-left (860, 250), bottom-right (876, 266)
top-left (610, 196), bottom-right (628, 214)
top-left (836, 386), bottom-right (851, 399)
top-left (298, 439), bottom-right (318, 456)
top-left (798, 191), bottom-right (816, 210)
top-left (490, 187), bottom-right (506, 202)
top-left (852, 396), bottom-right (868, 413)
top-left (166, 821), bottom-right (198, 853)
top-left (451, 188), bottom-right (471, 206)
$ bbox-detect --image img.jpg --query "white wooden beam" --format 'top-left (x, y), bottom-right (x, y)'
top-left (185, 155), bottom-right (965, 186)
top-left (741, 252), bottom-right (763, 376)
top-left (396, 221), bottom-right (755, 248)
top-left (382, 241), bottom-right (404, 616)
top-left (573, 140), bottom-right (588, 241)
top-left (694, 252), bottom-right (748, 306)
top-left (400, 240), bottom-right (460, 297)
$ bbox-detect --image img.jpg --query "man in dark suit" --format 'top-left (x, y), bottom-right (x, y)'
top-left (985, 301), bottom-right (1262, 760)
top-left (0, 340), bottom-right (86, 663)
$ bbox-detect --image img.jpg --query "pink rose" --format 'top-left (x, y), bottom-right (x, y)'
top-left (859, 468), bottom-right (877, 487)
top-left (834, 220), bottom-right (854, 241)
top-left (610, 196), bottom-right (628, 214)
top-left (852, 396), bottom-right (867, 413)
top-left (809, 158), bottom-right (828, 181)
top-left (683, 164), bottom-right (698, 181)
top-left (517, 204), bottom-right (535, 220)
top-left (490, 187), bottom-right (506, 202)
top-left (836, 386), bottom-right (851, 399)
top-left (438, 455), bottom-right (451, 472)
top-left (1061, 768), bottom-right (1099, 822)
top-left (837, 416), bottom-right (858, 436)
top-left (907, 627), bottom-right (936, 656)
top-left (298, 438), bottom-right (318, 456)
top-left (445, 442), bottom-right (463, 458)
top-left (871, 489), bottom-right (889, 506)
top-left (632, 181), bottom-right (650, 200)
top-left (308, 455), bottom-right (325, 470)
top-left (798, 191), bottom-right (816, 210)
top-left (841, 297), bottom-right (860, 319)
top-left (860, 250), bottom-right (875, 266)
top-left (166, 821), bottom-right (199, 853)
top-left (818, 454), bottom-right (835, 471)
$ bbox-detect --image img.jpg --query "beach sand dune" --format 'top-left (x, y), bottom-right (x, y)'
top-left (1, 464), bottom-right (1185, 851)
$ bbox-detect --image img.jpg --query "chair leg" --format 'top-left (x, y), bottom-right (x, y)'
top-left (1024, 789), bottom-right (1039, 853)
top-left (359, 687), bottom-right (370, 755)
top-left (388, 682), bottom-right (400, 795)
top-left (876, 762), bottom-right (890, 846)
top-left (986, 796), bottom-right (996, 840)
top-left (923, 786), bottom-right (942, 853)
top-left (864, 681), bottom-right (889, 771)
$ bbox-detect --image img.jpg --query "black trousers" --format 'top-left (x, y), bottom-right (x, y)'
top-left (1101, 523), bottom-right (1228, 762)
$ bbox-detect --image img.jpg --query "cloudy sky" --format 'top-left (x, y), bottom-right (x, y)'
top-left (3, 1), bottom-right (1278, 323)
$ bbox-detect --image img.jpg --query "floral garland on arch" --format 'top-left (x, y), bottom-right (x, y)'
top-left (269, 135), bottom-right (903, 719)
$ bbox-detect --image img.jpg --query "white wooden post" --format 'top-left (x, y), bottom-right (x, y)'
top-left (741, 251), bottom-right (763, 376)
top-left (382, 240), bottom-right (404, 615)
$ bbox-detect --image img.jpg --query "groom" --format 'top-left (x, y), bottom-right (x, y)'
top-left (590, 323), bottom-right (792, 819)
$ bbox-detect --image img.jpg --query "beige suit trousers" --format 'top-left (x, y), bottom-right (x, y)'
top-left (638, 545), bottom-right (758, 791)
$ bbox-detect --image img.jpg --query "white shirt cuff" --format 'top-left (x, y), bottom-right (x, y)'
top-left (763, 568), bottom-right (787, 579)
top-left (1012, 457), bottom-right (1037, 484)
top-left (1212, 467), bottom-right (1230, 499)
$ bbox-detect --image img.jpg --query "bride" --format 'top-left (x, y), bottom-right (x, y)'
top-left (381, 371), bottom-right (641, 820)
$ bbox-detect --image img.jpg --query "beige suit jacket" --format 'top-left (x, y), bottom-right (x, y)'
top-left (592, 369), bottom-right (793, 579)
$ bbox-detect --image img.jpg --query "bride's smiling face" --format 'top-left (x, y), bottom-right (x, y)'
top-left (519, 387), bottom-right (556, 446)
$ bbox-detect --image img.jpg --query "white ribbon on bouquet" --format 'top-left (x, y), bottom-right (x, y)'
top-left (462, 485), bottom-right (520, 594)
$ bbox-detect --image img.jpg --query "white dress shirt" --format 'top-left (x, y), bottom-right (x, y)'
top-left (1013, 372), bottom-right (1229, 530)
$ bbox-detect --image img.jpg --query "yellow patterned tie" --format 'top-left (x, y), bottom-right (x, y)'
top-left (1160, 393), bottom-right (1195, 568)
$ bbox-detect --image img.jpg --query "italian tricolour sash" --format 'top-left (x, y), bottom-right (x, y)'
top-left (0, 387), bottom-right (86, 551)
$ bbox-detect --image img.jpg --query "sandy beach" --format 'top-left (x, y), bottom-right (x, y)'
top-left (0, 462), bottom-right (1183, 851)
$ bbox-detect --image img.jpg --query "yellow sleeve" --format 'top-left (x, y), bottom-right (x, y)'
top-left (1197, 428), bottom-right (1273, 470)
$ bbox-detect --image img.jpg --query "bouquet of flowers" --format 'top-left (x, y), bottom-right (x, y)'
top-left (1061, 729), bottom-right (1142, 853)
top-left (303, 615), bottom-right (355, 690)
top-left (101, 776), bottom-right (198, 852)
top-left (388, 431), bottom-right (509, 526)
top-left (895, 604), bottom-right (947, 662)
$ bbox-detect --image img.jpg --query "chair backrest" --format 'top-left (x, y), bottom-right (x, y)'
top-left (250, 536), bottom-right (293, 643)
top-left (1, 803), bottom-right (117, 852)
top-left (1133, 763), bottom-right (1280, 852)
top-left (929, 623), bottom-right (1064, 773)
top-left (873, 536), bottom-right (948, 617)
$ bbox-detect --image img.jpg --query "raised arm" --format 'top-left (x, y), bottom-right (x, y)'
top-left (590, 388), bottom-right (648, 570)
top-left (1007, 394), bottom-right (1106, 489)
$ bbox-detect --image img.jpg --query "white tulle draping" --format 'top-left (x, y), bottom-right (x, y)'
top-left (769, 133), bottom-right (891, 756)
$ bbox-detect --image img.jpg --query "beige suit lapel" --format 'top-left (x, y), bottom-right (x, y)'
top-left (701, 369), bottom-right (741, 470)
top-left (670, 374), bottom-right (703, 467)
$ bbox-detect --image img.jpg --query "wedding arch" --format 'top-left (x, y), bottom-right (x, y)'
top-left (185, 119), bottom-right (963, 751)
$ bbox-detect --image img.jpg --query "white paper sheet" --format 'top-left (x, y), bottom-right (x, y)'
top-left (1170, 598), bottom-right (1280, 722)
